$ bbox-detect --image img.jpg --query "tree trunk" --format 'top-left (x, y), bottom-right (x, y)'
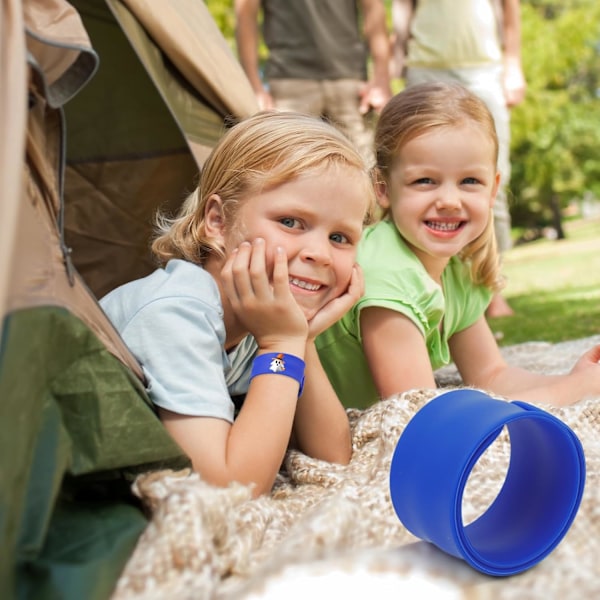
top-left (550, 194), bottom-right (566, 239)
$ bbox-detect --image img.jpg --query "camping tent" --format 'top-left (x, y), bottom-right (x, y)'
top-left (0, 1), bottom-right (257, 598)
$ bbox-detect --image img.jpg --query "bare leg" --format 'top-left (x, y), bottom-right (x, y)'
top-left (486, 293), bottom-right (514, 318)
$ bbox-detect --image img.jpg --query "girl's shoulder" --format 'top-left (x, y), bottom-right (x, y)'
top-left (359, 220), bottom-right (418, 264)
top-left (358, 223), bottom-right (442, 314)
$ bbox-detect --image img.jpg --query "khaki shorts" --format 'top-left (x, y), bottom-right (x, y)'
top-left (269, 78), bottom-right (375, 166)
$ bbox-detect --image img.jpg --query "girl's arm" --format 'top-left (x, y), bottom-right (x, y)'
top-left (450, 316), bottom-right (600, 406)
top-left (361, 306), bottom-right (438, 398)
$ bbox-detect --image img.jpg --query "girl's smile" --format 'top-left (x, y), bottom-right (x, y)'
top-left (424, 219), bottom-right (467, 235)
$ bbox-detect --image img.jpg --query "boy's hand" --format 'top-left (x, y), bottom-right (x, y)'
top-left (307, 264), bottom-right (364, 339)
top-left (221, 239), bottom-right (308, 352)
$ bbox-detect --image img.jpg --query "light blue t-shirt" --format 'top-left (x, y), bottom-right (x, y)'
top-left (100, 259), bottom-right (257, 422)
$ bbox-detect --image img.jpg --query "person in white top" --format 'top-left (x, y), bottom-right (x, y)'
top-left (391, 0), bottom-right (527, 318)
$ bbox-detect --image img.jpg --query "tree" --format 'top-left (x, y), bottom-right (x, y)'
top-left (510, 0), bottom-right (600, 233)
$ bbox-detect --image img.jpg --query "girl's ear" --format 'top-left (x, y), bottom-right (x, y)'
top-left (204, 194), bottom-right (226, 239)
top-left (490, 171), bottom-right (501, 208)
top-left (375, 178), bottom-right (391, 210)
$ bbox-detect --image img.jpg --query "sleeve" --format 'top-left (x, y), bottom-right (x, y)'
top-left (354, 264), bottom-right (445, 340)
top-left (120, 296), bottom-right (235, 422)
top-left (448, 277), bottom-right (493, 334)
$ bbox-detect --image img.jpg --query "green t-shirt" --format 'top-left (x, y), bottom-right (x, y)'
top-left (316, 219), bottom-right (492, 408)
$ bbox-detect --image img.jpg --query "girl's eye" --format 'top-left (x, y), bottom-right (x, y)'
top-left (463, 177), bottom-right (480, 185)
top-left (279, 217), bottom-right (301, 229)
top-left (414, 177), bottom-right (434, 185)
top-left (330, 232), bottom-right (349, 244)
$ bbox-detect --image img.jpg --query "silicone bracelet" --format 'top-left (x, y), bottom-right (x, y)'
top-left (389, 389), bottom-right (586, 576)
top-left (249, 353), bottom-right (305, 397)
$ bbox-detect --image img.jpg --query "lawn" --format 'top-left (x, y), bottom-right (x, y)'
top-left (488, 216), bottom-right (600, 346)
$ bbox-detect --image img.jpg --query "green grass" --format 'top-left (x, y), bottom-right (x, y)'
top-left (488, 216), bottom-right (600, 346)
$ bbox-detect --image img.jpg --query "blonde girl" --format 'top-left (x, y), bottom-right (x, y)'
top-left (317, 82), bottom-right (600, 408)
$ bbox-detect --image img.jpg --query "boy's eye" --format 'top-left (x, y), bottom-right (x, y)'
top-left (462, 177), bottom-right (480, 185)
top-left (414, 177), bottom-right (434, 185)
top-left (279, 217), bottom-right (301, 229)
top-left (330, 232), bottom-right (349, 244)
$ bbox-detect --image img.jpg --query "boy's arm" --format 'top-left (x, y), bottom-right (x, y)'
top-left (291, 341), bottom-right (352, 464)
top-left (291, 264), bottom-right (367, 462)
top-left (161, 241), bottom-right (310, 498)
top-left (159, 343), bottom-right (305, 498)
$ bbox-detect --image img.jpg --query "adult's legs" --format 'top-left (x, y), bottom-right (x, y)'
top-left (460, 66), bottom-right (515, 317)
top-left (460, 65), bottom-right (513, 257)
top-left (269, 78), bottom-right (326, 116)
top-left (323, 78), bottom-right (375, 166)
top-left (269, 78), bottom-right (375, 166)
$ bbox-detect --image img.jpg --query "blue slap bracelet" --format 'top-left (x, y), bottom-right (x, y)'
top-left (250, 352), bottom-right (305, 397)
top-left (389, 389), bottom-right (586, 576)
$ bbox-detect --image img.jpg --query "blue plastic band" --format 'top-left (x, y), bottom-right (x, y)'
top-left (250, 353), bottom-right (305, 397)
top-left (389, 389), bottom-right (586, 576)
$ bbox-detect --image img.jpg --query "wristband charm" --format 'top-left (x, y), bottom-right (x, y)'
top-left (250, 353), bottom-right (305, 397)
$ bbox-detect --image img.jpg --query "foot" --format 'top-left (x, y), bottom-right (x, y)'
top-left (486, 294), bottom-right (514, 318)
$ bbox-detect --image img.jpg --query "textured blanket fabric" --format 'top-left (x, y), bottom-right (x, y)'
top-left (113, 336), bottom-right (600, 599)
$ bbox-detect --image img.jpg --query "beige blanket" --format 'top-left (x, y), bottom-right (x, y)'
top-left (113, 336), bottom-right (600, 599)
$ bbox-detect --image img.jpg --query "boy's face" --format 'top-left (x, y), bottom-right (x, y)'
top-left (224, 165), bottom-right (368, 320)
top-left (377, 123), bottom-right (500, 280)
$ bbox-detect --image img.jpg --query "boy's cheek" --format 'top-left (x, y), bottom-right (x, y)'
top-left (339, 258), bottom-right (356, 290)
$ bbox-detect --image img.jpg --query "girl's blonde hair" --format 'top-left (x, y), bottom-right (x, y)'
top-left (152, 111), bottom-right (376, 266)
top-left (374, 82), bottom-right (503, 291)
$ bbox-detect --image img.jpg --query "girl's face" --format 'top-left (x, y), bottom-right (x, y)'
top-left (378, 123), bottom-right (500, 281)
top-left (218, 165), bottom-right (369, 320)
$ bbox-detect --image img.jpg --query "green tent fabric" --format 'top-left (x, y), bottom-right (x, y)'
top-left (1, 308), bottom-right (190, 600)
top-left (63, 0), bottom-right (258, 300)
top-left (1, 1), bottom-right (258, 598)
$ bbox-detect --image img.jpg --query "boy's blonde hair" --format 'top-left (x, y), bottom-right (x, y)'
top-left (374, 82), bottom-right (503, 291)
top-left (152, 111), bottom-right (376, 266)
